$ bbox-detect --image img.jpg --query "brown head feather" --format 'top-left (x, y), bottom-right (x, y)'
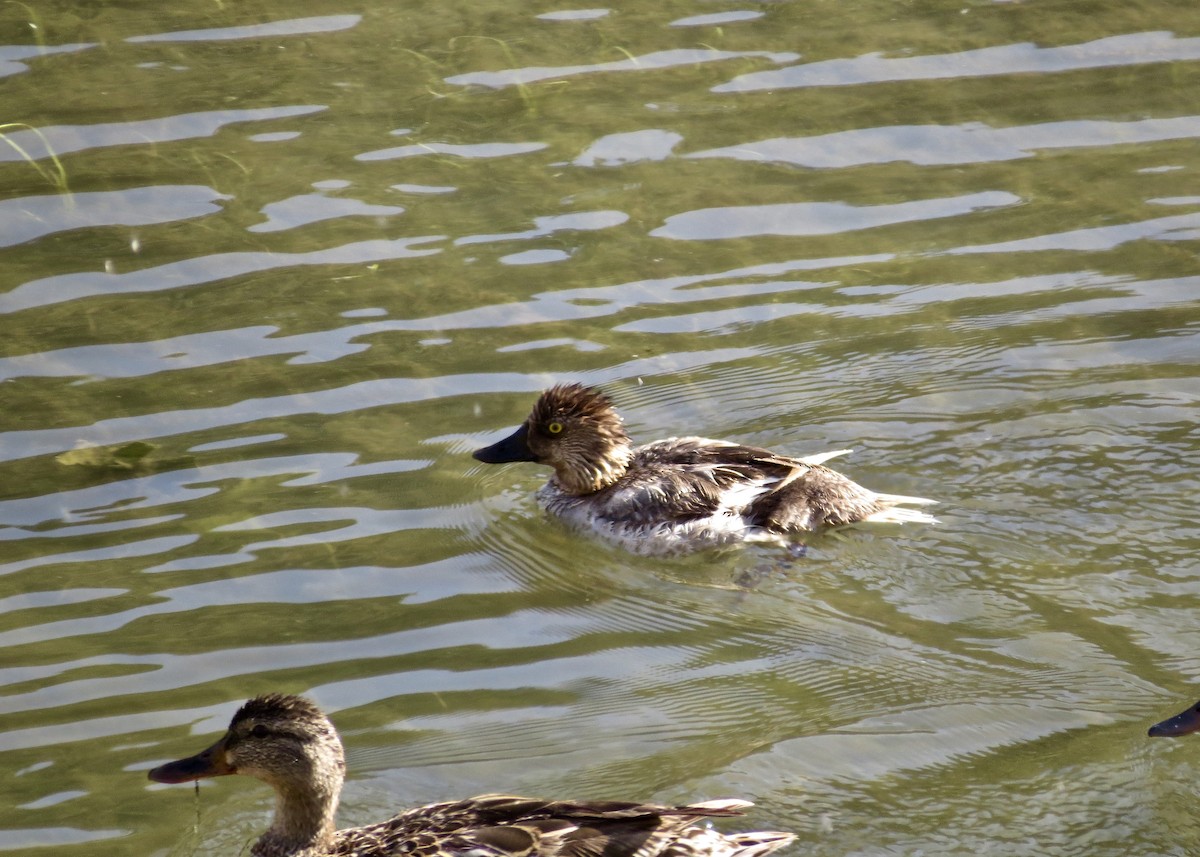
top-left (234, 693), bottom-right (326, 727)
top-left (523, 384), bottom-right (633, 495)
top-left (530, 384), bottom-right (622, 431)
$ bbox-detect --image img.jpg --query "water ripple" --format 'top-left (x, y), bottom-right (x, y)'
top-left (0, 236), bottom-right (444, 314)
top-left (0, 43), bottom-right (95, 78)
top-left (0, 106), bottom-right (325, 163)
top-left (448, 48), bottom-right (800, 89)
top-left (687, 116), bottom-right (1200, 168)
top-left (2, 186), bottom-right (228, 248)
top-left (126, 14), bottom-right (362, 43)
top-left (716, 31), bottom-right (1200, 92)
top-left (652, 192), bottom-right (1020, 240)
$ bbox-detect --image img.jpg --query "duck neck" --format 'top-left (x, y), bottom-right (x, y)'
top-left (252, 780), bottom-right (340, 857)
top-left (555, 444), bottom-right (632, 494)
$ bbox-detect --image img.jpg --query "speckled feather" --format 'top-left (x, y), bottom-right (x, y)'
top-left (328, 795), bottom-right (784, 857)
top-left (476, 383), bottom-right (936, 556)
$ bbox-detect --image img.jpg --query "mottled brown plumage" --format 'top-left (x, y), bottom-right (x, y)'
top-left (474, 383), bottom-right (936, 556)
top-left (148, 693), bottom-right (796, 857)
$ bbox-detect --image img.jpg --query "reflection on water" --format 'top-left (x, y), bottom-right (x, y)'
top-left (714, 31), bottom-right (1200, 91)
top-left (2, 1), bottom-right (1200, 856)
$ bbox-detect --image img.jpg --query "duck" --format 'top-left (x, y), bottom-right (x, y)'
top-left (472, 383), bottom-right (936, 556)
top-left (148, 692), bottom-right (797, 857)
top-left (1148, 699), bottom-right (1200, 737)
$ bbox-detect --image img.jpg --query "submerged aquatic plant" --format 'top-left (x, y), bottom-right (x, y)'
top-left (0, 122), bottom-right (71, 198)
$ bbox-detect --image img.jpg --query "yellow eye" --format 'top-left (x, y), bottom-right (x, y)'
top-left (547, 421), bottom-right (563, 434)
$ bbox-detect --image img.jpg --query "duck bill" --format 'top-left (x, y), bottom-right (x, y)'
top-left (148, 734), bottom-right (235, 783)
top-left (1149, 701), bottom-right (1200, 738)
top-left (473, 423), bottom-right (537, 464)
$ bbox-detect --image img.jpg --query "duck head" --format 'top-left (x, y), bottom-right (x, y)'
top-left (474, 383), bottom-right (633, 495)
top-left (149, 693), bottom-right (345, 855)
top-left (1149, 699), bottom-right (1200, 738)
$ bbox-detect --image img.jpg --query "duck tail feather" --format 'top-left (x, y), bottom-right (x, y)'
top-left (862, 497), bottom-right (939, 525)
top-left (874, 492), bottom-right (938, 507)
top-left (678, 799), bottom-right (753, 815)
top-left (726, 832), bottom-right (797, 857)
top-left (795, 448), bottom-right (853, 466)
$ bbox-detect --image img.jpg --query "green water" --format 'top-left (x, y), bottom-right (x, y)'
top-left (2, 1), bottom-right (1199, 855)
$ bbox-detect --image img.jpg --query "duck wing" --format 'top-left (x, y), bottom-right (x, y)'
top-left (588, 438), bottom-right (794, 527)
top-left (636, 438), bottom-right (851, 473)
top-left (658, 443), bottom-right (880, 530)
top-left (331, 795), bottom-right (792, 857)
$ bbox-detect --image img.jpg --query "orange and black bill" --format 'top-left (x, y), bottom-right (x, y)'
top-left (147, 735), bottom-right (234, 784)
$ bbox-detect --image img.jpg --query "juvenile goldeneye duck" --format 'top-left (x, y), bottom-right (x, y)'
top-left (473, 383), bottom-right (936, 556)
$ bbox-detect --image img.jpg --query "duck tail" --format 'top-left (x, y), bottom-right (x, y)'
top-left (795, 448), bottom-right (853, 466)
top-left (658, 802), bottom-right (795, 857)
top-left (724, 832), bottom-right (797, 857)
top-left (677, 799), bottom-right (753, 815)
top-left (676, 829), bottom-right (796, 857)
top-left (863, 493), bottom-right (938, 525)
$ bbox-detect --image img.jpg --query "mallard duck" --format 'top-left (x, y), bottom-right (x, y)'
top-left (1149, 699), bottom-right (1200, 737)
top-left (473, 383), bottom-right (936, 556)
top-left (148, 693), bottom-right (796, 857)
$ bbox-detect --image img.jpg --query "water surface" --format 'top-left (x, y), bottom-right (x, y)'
top-left (3, 1), bottom-right (1200, 855)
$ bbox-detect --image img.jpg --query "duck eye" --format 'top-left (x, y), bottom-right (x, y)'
top-left (547, 422), bottom-right (564, 435)
top-left (250, 724), bottom-right (270, 738)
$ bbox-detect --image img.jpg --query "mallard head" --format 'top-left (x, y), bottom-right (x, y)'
top-left (474, 383), bottom-right (633, 495)
top-left (149, 693), bottom-right (345, 855)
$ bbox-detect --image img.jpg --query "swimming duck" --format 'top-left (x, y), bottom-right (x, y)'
top-left (473, 383), bottom-right (936, 556)
top-left (1149, 699), bottom-right (1200, 737)
top-left (148, 693), bottom-right (796, 857)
